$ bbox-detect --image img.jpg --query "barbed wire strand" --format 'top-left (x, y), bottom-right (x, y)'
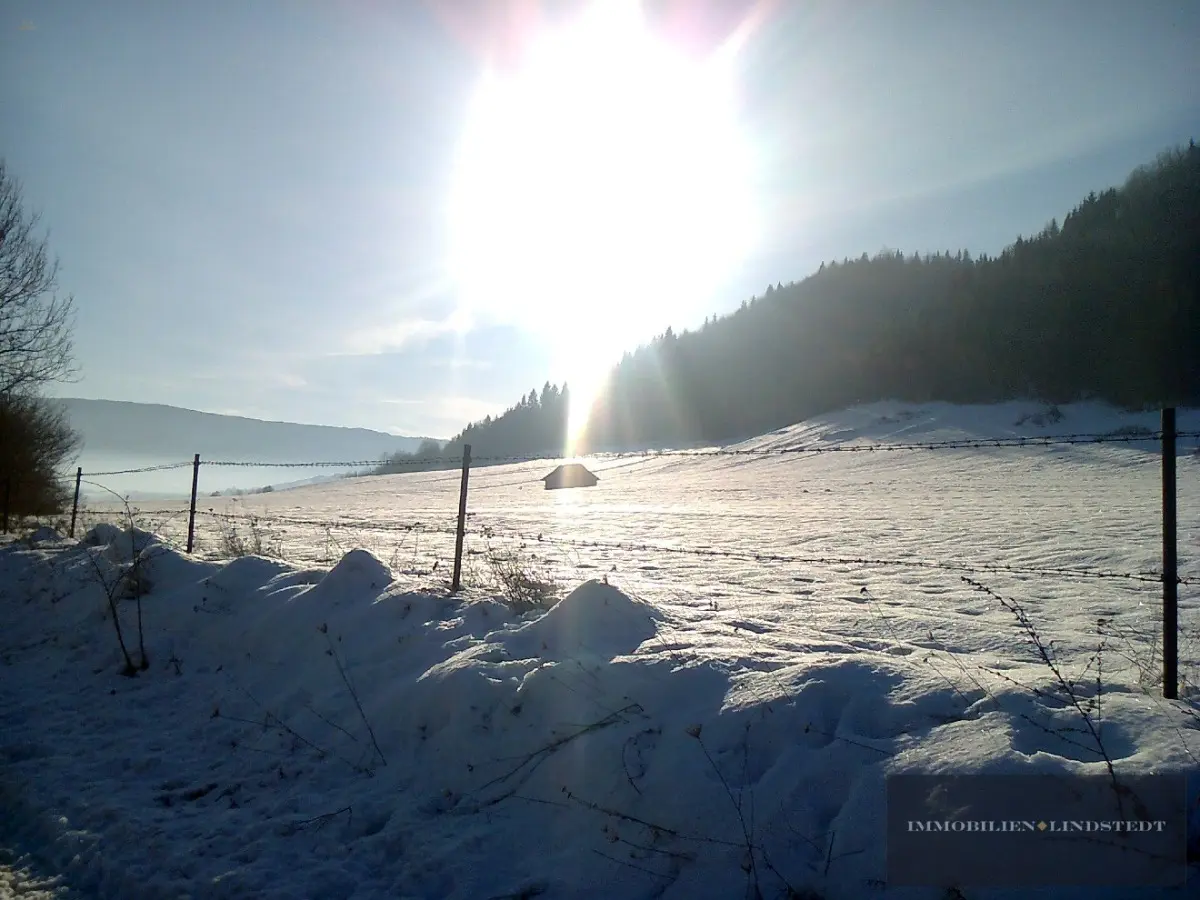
top-left (72, 504), bottom-right (1196, 586)
top-left (482, 529), bottom-right (1175, 585)
top-left (130, 507), bottom-right (461, 536)
top-left (61, 427), bottom-right (1199, 587)
top-left (84, 461), bottom-right (196, 476)
top-left (78, 479), bottom-right (139, 501)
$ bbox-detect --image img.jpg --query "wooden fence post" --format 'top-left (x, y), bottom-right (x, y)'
top-left (69, 467), bottom-right (82, 537)
top-left (1162, 408), bottom-right (1178, 700)
top-left (1, 476), bottom-right (9, 533)
top-left (186, 453), bottom-right (200, 554)
top-left (451, 444), bottom-right (472, 593)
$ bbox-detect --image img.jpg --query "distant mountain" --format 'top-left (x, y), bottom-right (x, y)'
top-left (55, 399), bottom-right (440, 463)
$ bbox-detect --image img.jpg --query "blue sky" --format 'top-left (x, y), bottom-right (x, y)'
top-left (2, 0), bottom-right (1196, 438)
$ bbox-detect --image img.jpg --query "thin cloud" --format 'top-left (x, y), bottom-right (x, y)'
top-left (337, 310), bottom-right (472, 356)
top-left (430, 357), bottom-right (493, 370)
top-left (381, 394), bottom-right (500, 422)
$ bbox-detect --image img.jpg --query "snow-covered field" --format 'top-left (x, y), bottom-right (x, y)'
top-left (3, 401), bottom-right (1200, 898)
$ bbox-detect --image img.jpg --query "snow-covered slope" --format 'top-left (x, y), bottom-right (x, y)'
top-left (731, 400), bottom-right (1196, 451)
top-left (1, 520), bottom-right (1198, 898)
top-left (77, 400), bottom-right (1200, 581)
top-left (4, 400), bottom-right (1199, 897)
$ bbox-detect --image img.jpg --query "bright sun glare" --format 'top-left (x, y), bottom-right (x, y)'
top-left (446, 0), bottom-right (758, 452)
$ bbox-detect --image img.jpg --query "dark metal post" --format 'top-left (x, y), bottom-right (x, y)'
top-left (1162, 408), bottom-right (1178, 700)
top-left (451, 444), bottom-right (472, 593)
top-left (1, 477), bottom-right (9, 532)
top-left (69, 467), bottom-right (82, 537)
top-left (186, 453), bottom-right (200, 554)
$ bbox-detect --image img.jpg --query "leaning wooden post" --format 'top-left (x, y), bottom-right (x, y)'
top-left (186, 453), bottom-right (201, 554)
top-left (451, 443), bottom-right (472, 593)
top-left (1162, 408), bottom-right (1178, 700)
top-left (69, 467), bottom-right (82, 537)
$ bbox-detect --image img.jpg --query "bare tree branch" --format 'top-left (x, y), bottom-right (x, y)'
top-left (0, 158), bottom-right (77, 396)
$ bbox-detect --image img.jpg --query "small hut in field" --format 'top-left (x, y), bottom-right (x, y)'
top-left (542, 463), bottom-right (598, 491)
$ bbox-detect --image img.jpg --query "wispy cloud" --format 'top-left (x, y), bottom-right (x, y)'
top-left (423, 356), bottom-right (493, 371)
top-left (336, 310), bottom-right (473, 356)
top-left (272, 372), bottom-right (308, 389)
top-left (381, 394), bottom-right (500, 424)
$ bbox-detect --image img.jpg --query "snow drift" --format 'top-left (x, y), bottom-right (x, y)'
top-left (3, 400), bottom-right (1200, 897)
top-left (2, 522), bottom-right (1198, 899)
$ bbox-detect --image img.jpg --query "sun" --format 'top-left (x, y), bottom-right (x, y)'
top-left (445, 0), bottom-right (758, 452)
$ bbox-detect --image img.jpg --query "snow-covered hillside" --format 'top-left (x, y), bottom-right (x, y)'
top-left (3, 400), bottom-right (1199, 897)
top-left (77, 400), bottom-right (1200, 589)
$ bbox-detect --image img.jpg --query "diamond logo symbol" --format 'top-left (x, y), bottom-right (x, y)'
top-left (1038, 821), bottom-right (1048, 832)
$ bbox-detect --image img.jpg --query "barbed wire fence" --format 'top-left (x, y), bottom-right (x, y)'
top-left (7, 412), bottom-right (1198, 695)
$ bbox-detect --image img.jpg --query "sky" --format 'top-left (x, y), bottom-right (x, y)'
top-left (2, 0), bottom-right (1197, 439)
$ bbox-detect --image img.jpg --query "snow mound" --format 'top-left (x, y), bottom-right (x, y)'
top-left (304, 548), bottom-right (393, 603)
top-left (72, 527), bottom-right (210, 601)
top-left (4, 430), bottom-right (1199, 898)
top-left (26, 526), bottom-right (62, 544)
top-left (81, 522), bottom-right (159, 563)
top-left (81, 521), bottom-right (127, 546)
top-left (504, 580), bottom-right (663, 661)
top-left (207, 554), bottom-right (297, 595)
top-left (135, 542), bottom-right (216, 595)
